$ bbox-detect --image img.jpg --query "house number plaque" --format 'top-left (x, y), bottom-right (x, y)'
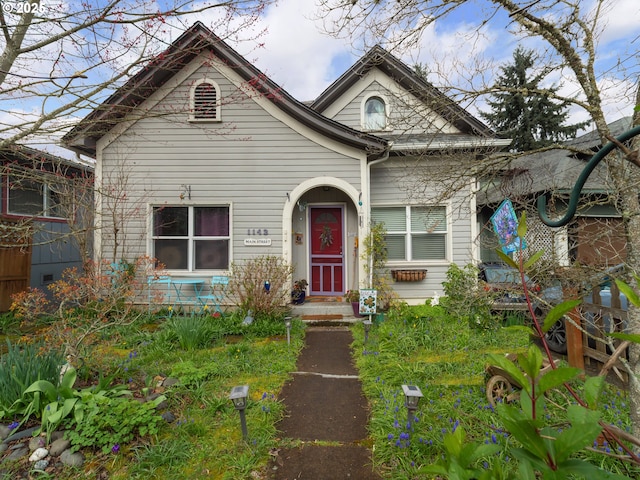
top-left (244, 228), bottom-right (271, 246)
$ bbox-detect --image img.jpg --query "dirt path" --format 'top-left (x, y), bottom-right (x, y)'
top-left (270, 327), bottom-right (381, 479)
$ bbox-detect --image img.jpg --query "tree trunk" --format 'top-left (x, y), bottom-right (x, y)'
top-left (625, 84), bottom-right (640, 436)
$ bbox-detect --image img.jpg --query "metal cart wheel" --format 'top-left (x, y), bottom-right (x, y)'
top-left (486, 375), bottom-right (513, 407)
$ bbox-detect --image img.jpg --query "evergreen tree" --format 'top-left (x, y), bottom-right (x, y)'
top-left (481, 47), bottom-right (588, 151)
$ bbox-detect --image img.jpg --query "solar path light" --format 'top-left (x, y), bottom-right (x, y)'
top-left (229, 385), bottom-right (250, 440)
top-left (402, 384), bottom-right (423, 426)
top-left (284, 316), bottom-right (292, 345)
top-left (363, 319), bottom-right (372, 345)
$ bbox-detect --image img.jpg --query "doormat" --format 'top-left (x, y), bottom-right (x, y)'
top-left (301, 314), bottom-right (343, 321)
top-left (306, 296), bottom-right (341, 303)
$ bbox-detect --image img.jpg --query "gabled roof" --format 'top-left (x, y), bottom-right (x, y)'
top-left (565, 117), bottom-right (633, 151)
top-left (478, 117), bottom-right (634, 205)
top-left (310, 45), bottom-right (496, 138)
top-left (62, 22), bottom-right (388, 158)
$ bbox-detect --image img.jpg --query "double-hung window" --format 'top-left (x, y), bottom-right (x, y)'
top-left (8, 176), bottom-right (62, 218)
top-left (371, 206), bottom-right (447, 261)
top-left (152, 206), bottom-right (230, 271)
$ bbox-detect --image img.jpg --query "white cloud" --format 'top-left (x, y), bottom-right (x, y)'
top-left (246, 2), bottom-right (351, 101)
top-left (4, 0), bottom-right (637, 158)
top-left (594, 0), bottom-right (640, 44)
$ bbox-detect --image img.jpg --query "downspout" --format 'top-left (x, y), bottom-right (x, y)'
top-left (366, 144), bottom-right (392, 288)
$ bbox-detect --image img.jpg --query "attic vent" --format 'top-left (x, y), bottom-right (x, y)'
top-left (190, 80), bottom-right (221, 122)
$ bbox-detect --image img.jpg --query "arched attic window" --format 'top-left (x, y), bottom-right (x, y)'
top-left (189, 79), bottom-right (221, 122)
top-left (363, 95), bottom-right (387, 131)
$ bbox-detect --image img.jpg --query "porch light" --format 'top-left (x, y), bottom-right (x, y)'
top-left (402, 384), bottom-right (424, 426)
top-left (363, 319), bottom-right (372, 345)
top-left (229, 385), bottom-right (250, 440)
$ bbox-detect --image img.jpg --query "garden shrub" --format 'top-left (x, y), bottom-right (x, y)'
top-left (226, 255), bottom-right (293, 319)
top-left (0, 340), bottom-right (65, 418)
top-left (10, 287), bottom-right (51, 319)
top-left (441, 263), bottom-right (498, 330)
top-left (36, 256), bottom-right (160, 361)
top-left (362, 222), bottom-right (399, 311)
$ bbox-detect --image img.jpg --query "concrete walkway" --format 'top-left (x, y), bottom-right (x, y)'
top-left (270, 327), bottom-right (381, 479)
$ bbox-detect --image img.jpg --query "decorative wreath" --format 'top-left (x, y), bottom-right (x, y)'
top-left (320, 225), bottom-right (333, 250)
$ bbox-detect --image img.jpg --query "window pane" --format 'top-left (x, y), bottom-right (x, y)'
top-left (154, 239), bottom-right (188, 269)
top-left (364, 97), bottom-right (386, 130)
top-left (47, 187), bottom-right (63, 217)
top-left (412, 234), bottom-right (446, 260)
top-left (372, 207), bottom-right (405, 231)
top-left (153, 207), bottom-right (188, 236)
top-left (195, 207), bottom-right (229, 236)
top-left (411, 206), bottom-right (446, 232)
top-left (9, 178), bottom-right (43, 215)
top-left (195, 240), bottom-right (229, 269)
top-left (385, 235), bottom-right (406, 260)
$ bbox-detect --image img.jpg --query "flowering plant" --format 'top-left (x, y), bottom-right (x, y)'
top-left (293, 279), bottom-right (308, 292)
top-left (291, 279), bottom-right (308, 304)
top-left (344, 289), bottom-right (360, 303)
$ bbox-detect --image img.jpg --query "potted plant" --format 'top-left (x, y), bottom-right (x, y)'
top-left (344, 289), bottom-right (363, 317)
top-left (291, 279), bottom-right (308, 305)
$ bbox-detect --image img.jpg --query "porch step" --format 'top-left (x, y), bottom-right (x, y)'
top-left (290, 300), bottom-right (364, 326)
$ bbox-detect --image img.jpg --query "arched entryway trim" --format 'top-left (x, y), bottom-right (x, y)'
top-left (282, 176), bottom-right (362, 279)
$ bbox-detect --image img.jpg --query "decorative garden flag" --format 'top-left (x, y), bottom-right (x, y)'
top-left (359, 289), bottom-right (377, 315)
top-left (490, 199), bottom-right (526, 254)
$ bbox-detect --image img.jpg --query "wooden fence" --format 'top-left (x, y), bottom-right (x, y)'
top-left (579, 282), bottom-right (628, 384)
top-left (0, 219), bottom-right (32, 312)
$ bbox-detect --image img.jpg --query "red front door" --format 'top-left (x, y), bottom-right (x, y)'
top-left (310, 206), bottom-right (344, 295)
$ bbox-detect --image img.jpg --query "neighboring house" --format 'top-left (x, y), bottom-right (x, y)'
top-left (62, 22), bottom-right (508, 304)
top-left (0, 144), bottom-right (93, 311)
top-left (478, 117), bottom-right (632, 268)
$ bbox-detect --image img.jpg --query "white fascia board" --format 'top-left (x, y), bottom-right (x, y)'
top-left (390, 138), bottom-right (512, 151)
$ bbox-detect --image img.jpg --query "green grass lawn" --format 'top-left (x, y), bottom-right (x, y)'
top-left (351, 303), bottom-right (639, 479)
top-left (2, 303), bottom-right (638, 479)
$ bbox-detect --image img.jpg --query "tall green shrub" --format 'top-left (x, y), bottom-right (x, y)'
top-left (442, 263), bottom-right (496, 329)
top-left (362, 222), bottom-right (398, 311)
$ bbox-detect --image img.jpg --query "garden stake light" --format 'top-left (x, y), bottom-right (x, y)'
top-left (363, 319), bottom-right (372, 345)
top-left (284, 316), bottom-right (292, 345)
top-left (402, 384), bottom-right (423, 427)
top-left (229, 385), bottom-right (249, 440)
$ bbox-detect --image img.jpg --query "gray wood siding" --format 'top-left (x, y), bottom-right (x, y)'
top-left (98, 61), bottom-right (364, 268)
top-left (30, 221), bottom-right (83, 294)
top-left (370, 160), bottom-right (474, 300)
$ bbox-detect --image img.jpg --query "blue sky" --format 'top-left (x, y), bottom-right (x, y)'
top-left (2, 0), bottom-right (639, 159)
top-left (250, 1), bottom-right (638, 121)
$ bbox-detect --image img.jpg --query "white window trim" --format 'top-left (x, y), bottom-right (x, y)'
top-left (361, 92), bottom-right (390, 132)
top-left (372, 204), bottom-right (451, 266)
top-left (150, 204), bottom-right (232, 273)
top-left (188, 78), bottom-right (221, 123)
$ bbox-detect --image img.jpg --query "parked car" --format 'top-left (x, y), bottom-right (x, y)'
top-left (478, 262), bottom-right (564, 353)
top-left (478, 262), bottom-right (563, 311)
top-left (479, 263), bottom-right (629, 355)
